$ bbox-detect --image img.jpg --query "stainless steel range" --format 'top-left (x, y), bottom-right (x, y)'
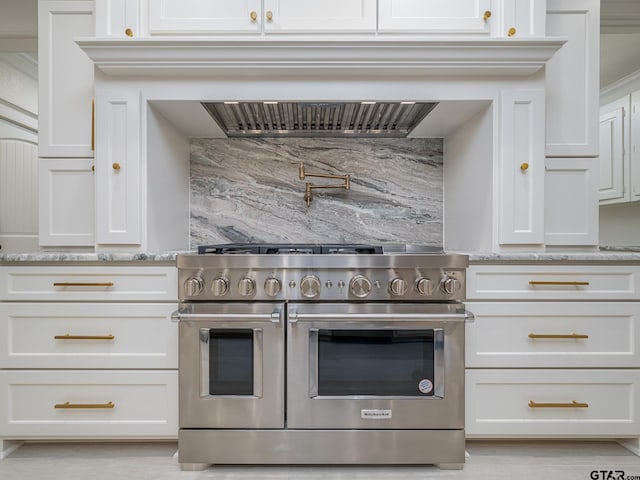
top-left (173, 244), bottom-right (469, 471)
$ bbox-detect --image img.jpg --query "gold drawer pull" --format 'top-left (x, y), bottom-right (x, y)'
top-left (54, 334), bottom-right (115, 341)
top-left (53, 282), bottom-right (114, 287)
top-left (508, 27), bottom-right (517, 37)
top-left (528, 400), bottom-right (588, 409)
top-left (55, 401), bottom-right (115, 409)
top-left (528, 333), bottom-right (588, 340)
top-left (529, 281), bottom-right (590, 286)
top-left (483, 10), bottom-right (491, 21)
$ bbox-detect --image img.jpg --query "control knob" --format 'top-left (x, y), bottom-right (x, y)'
top-left (184, 276), bottom-right (204, 297)
top-left (440, 276), bottom-right (461, 295)
top-left (416, 277), bottom-right (434, 296)
top-left (349, 275), bottom-right (372, 298)
top-left (300, 275), bottom-right (321, 298)
top-left (389, 277), bottom-right (408, 296)
top-left (211, 277), bottom-right (229, 297)
top-left (264, 277), bottom-right (282, 297)
top-left (238, 277), bottom-right (256, 297)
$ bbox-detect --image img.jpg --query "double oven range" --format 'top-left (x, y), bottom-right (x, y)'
top-left (174, 244), bottom-right (469, 470)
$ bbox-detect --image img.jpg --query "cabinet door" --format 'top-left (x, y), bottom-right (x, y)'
top-left (38, 0), bottom-right (94, 157)
top-left (95, 0), bottom-right (139, 37)
top-left (631, 90), bottom-right (640, 202)
top-left (545, 158), bottom-right (598, 245)
top-left (501, 0), bottom-right (545, 37)
top-left (378, 0), bottom-right (491, 34)
top-left (95, 91), bottom-right (141, 245)
top-left (499, 90), bottom-right (545, 245)
top-left (599, 106), bottom-right (626, 203)
top-left (38, 159), bottom-right (95, 246)
top-left (148, 0), bottom-right (261, 34)
top-left (545, 0), bottom-right (599, 157)
top-left (263, 0), bottom-right (376, 33)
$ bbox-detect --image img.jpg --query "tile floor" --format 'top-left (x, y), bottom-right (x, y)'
top-left (2, 441), bottom-right (640, 480)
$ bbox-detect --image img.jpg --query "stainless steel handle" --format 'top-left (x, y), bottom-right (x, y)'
top-left (172, 311), bottom-right (282, 323)
top-left (288, 312), bottom-right (468, 323)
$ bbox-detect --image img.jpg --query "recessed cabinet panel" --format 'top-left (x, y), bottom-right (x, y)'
top-left (95, 91), bottom-right (141, 245)
top-left (545, 0), bottom-right (599, 157)
top-left (545, 158), bottom-right (598, 245)
top-left (38, 159), bottom-right (94, 246)
top-left (631, 91), bottom-right (640, 201)
top-left (378, 0), bottom-right (491, 34)
top-left (95, 0), bottom-right (139, 37)
top-left (499, 90), bottom-right (545, 245)
top-left (38, 0), bottom-right (95, 157)
top-left (501, 0), bottom-right (545, 37)
top-left (599, 107), bottom-right (626, 203)
top-left (148, 0), bottom-right (261, 34)
top-left (263, 0), bottom-right (376, 33)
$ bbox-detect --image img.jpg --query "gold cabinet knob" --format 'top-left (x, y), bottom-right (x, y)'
top-left (125, 28), bottom-right (134, 37)
top-left (520, 162), bottom-right (529, 171)
top-left (508, 27), bottom-right (517, 37)
top-left (112, 162), bottom-right (121, 171)
top-left (483, 10), bottom-right (491, 21)
top-left (91, 165), bottom-right (95, 172)
top-left (250, 11), bottom-right (257, 21)
top-left (266, 10), bottom-right (273, 21)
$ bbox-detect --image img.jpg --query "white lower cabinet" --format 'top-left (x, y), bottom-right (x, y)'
top-left (466, 369), bottom-right (640, 437)
top-left (0, 370), bottom-right (178, 437)
top-left (0, 264), bottom-right (178, 443)
top-left (466, 263), bottom-right (640, 440)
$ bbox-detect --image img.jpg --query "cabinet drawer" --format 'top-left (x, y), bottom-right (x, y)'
top-left (0, 266), bottom-right (177, 301)
top-left (466, 369), bottom-right (640, 437)
top-left (467, 265), bottom-right (640, 300)
top-left (0, 370), bottom-right (178, 438)
top-left (0, 303), bottom-right (178, 369)
top-left (466, 302), bottom-right (640, 368)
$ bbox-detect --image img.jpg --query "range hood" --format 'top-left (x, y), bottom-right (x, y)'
top-left (201, 101), bottom-right (438, 137)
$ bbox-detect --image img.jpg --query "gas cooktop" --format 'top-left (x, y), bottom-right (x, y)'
top-left (196, 243), bottom-right (443, 255)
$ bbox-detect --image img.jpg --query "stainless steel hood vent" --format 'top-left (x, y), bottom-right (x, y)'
top-left (201, 101), bottom-right (438, 137)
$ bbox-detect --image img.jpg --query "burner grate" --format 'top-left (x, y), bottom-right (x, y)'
top-left (197, 244), bottom-right (384, 255)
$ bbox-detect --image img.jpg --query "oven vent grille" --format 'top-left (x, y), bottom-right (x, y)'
top-left (201, 101), bottom-right (437, 137)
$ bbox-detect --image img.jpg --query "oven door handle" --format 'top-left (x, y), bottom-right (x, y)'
top-left (171, 309), bottom-right (281, 323)
top-left (287, 311), bottom-right (469, 323)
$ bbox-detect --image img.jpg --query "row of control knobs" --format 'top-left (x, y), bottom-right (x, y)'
top-left (184, 274), bottom-right (461, 298)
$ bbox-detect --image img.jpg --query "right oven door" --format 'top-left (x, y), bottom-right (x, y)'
top-left (286, 303), bottom-right (465, 429)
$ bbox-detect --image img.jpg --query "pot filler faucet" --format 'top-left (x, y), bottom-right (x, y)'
top-left (293, 161), bottom-right (350, 207)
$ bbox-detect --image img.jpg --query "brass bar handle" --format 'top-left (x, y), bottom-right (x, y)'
top-left (55, 401), bottom-right (115, 409)
top-left (53, 282), bottom-right (114, 287)
top-left (529, 281), bottom-right (590, 286)
top-left (54, 334), bottom-right (115, 340)
top-left (528, 400), bottom-right (588, 409)
top-left (528, 333), bottom-right (588, 339)
top-left (483, 10), bottom-right (491, 21)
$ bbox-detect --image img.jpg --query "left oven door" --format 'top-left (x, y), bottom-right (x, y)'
top-left (177, 303), bottom-right (284, 429)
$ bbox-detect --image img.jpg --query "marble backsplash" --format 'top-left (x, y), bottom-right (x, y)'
top-left (190, 138), bottom-right (443, 247)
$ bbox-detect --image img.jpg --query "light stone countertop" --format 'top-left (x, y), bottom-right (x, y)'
top-left (2, 247), bottom-right (640, 264)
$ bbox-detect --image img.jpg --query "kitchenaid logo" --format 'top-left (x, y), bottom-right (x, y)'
top-left (361, 409), bottom-right (392, 419)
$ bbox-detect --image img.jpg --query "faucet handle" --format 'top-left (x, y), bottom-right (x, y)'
top-left (291, 161), bottom-right (305, 179)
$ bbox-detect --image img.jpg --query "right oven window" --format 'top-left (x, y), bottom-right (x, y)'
top-left (316, 329), bottom-right (440, 396)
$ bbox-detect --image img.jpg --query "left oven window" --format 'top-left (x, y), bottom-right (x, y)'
top-left (209, 329), bottom-right (254, 395)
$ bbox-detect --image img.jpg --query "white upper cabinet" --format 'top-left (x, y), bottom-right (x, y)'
top-left (263, 0), bottom-right (376, 33)
top-left (378, 0), bottom-right (492, 34)
top-left (545, 0), bottom-right (599, 157)
top-left (501, 0), bottom-right (545, 37)
top-left (631, 91), bottom-right (640, 202)
top-left (38, 0), bottom-right (95, 158)
top-left (148, 0), bottom-right (261, 34)
top-left (95, 0), bottom-right (139, 37)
